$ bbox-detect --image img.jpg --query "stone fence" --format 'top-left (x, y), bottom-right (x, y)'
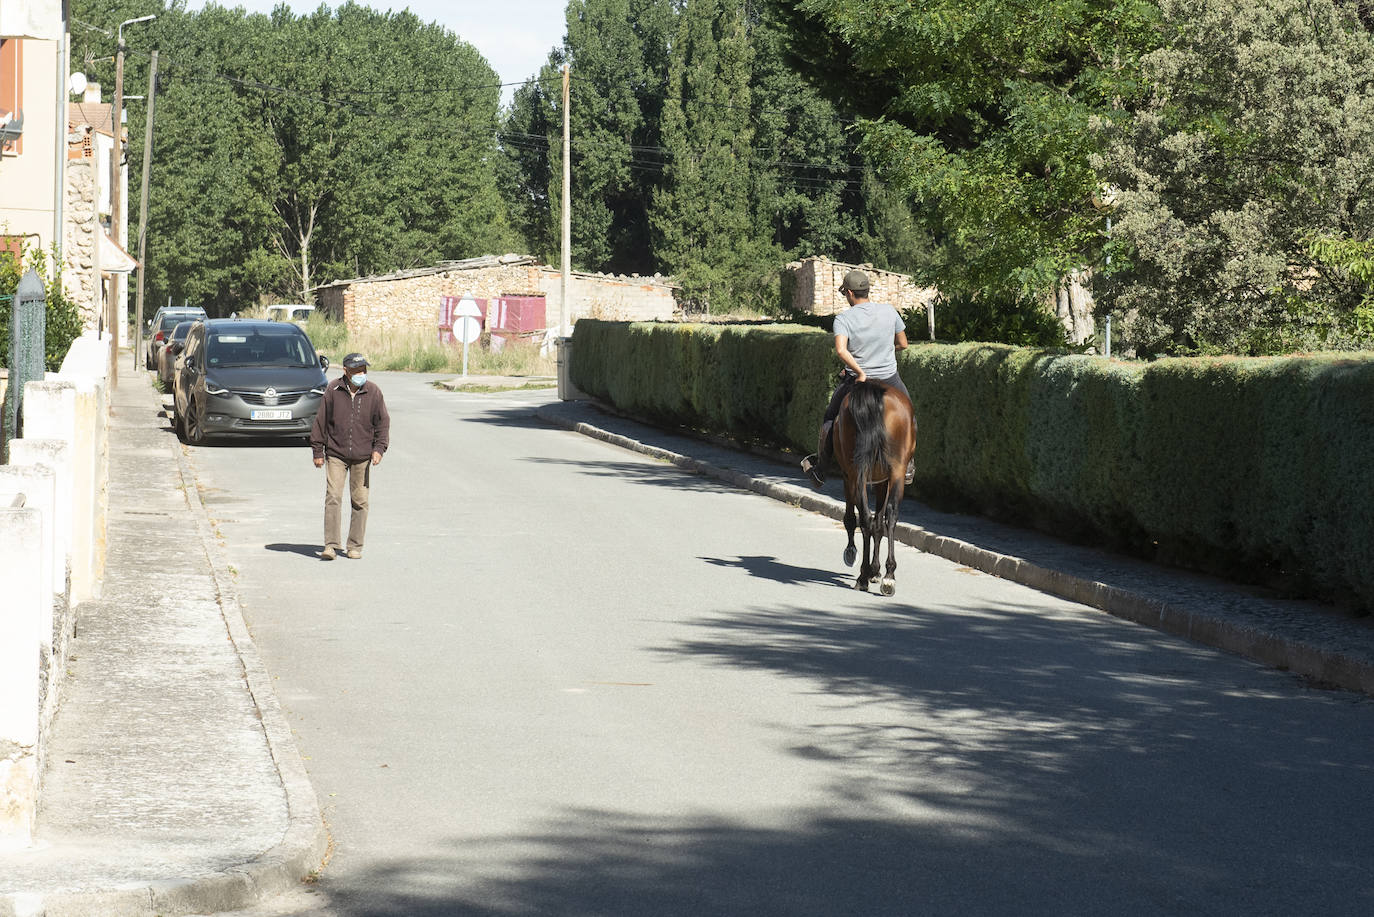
top-left (316, 254), bottom-right (679, 337)
top-left (0, 331), bottom-right (111, 845)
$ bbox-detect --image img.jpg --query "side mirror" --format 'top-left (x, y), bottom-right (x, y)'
top-left (319, 355), bottom-right (329, 369)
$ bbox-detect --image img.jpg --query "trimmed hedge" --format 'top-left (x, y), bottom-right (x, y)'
top-left (572, 320), bottom-right (1374, 609)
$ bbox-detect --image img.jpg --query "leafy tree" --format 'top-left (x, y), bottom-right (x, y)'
top-left (498, 57), bottom-right (562, 263)
top-left (1094, 0), bottom-right (1374, 355)
top-left (768, 0), bottom-right (1161, 303)
top-left (73, 1), bottom-right (516, 313)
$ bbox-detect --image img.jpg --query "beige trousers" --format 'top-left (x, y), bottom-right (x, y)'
top-left (324, 456), bottom-right (370, 552)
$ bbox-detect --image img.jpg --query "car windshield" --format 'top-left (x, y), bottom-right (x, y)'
top-left (206, 330), bottom-right (318, 368)
top-left (159, 313), bottom-right (198, 332)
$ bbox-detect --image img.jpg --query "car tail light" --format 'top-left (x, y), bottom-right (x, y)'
top-left (154, 330), bottom-right (166, 342)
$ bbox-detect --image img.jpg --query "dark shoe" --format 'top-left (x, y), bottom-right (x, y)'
top-left (320, 546), bottom-right (337, 561)
top-left (800, 454), bottom-right (825, 490)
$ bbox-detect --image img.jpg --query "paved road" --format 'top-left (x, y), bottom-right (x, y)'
top-left (178, 371), bottom-right (1374, 917)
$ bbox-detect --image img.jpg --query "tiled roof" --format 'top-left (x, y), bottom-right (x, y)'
top-left (68, 102), bottom-right (114, 136)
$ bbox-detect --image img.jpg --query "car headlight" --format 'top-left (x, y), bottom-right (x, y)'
top-left (205, 380), bottom-right (231, 397)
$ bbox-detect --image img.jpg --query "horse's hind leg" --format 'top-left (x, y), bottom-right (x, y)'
top-left (854, 484), bottom-right (875, 591)
top-left (868, 482), bottom-right (888, 594)
top-left (879, 481), bottom-right (901, 596)
top-left (843, 485), bottom-right (858, 568)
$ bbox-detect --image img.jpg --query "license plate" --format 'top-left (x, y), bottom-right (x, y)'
top-left (250, 409), bottom-right (293, 421)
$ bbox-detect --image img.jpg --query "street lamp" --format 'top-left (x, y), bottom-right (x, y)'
top-left (1092, 183), bottom-right (1120, 357)
top-left (108, 14), bottom-right (155, 384)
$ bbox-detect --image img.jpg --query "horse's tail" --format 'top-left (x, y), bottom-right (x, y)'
top-left (846, 381), bottom-right (890, 488)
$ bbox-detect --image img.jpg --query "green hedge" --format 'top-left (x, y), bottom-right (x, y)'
top-left (572, 320), bottom-right (1374, 608)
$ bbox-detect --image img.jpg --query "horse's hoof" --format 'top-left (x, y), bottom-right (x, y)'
top-left (843, 545), bottom-right (857, 567)
top-left (880, 578), bottom-right (895, 596)
top-left (854, 578), bottom-right (869, 591)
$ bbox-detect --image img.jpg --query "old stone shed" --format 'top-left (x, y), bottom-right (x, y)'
top-left (785, 256), bottom-right (939, 317)
top-left (315, 254), bottom-right (679, 335)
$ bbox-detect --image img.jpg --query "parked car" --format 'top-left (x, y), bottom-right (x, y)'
top-left (157, 320), bottom-right (195, 392)
top-left (172, 318), bottom-right (329, 445)
top-left (145, 306), bottom-right (207, 369)
top-left (265, 303), bottom-right (315, 323)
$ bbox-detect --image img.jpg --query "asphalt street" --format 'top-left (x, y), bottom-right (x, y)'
top-left (177, 371), bottom-right (1374, 917)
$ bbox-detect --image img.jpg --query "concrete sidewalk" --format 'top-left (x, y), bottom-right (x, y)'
top-left (0, 370), bottom-right (326, 917)
top-left (536, 399), bottom-right (1374, 697)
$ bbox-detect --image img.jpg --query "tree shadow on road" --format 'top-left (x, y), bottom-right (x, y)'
top-left (523, 455), bottom-right (746, 494)
top-left (289, 595), bottom-right (1374, 916)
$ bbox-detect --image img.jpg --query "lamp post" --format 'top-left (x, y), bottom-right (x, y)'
top-left (1092, 183), bottom-right (1120, 358)
top-left (109, 14), bottom-right (155, 383)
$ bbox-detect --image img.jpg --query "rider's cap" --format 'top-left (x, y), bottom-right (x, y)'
top-left (342, 352), bottom-right (370, 369)
top-left (840, 269), bottom-right (870, 294)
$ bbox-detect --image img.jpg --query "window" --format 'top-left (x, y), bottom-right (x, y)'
top-left (0, 38), bottom-right (22, 156)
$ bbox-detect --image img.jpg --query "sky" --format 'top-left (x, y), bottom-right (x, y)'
top-left (183, 1), bottom-right (569, 103)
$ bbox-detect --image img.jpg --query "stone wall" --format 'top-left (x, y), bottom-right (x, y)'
top-left (62, 161), bottom-right (101, 332)
top-left (540, 269), bottom-right (678, 325)
top-left (786, 256), bottom-right (938, 317)
top-left (316, 256), bottom-right (679, 336)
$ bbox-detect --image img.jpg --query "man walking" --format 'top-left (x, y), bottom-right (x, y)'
top-left (310, 353), bottom-right (390, 560)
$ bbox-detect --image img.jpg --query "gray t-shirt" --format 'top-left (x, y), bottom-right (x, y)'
top-left (833, 301), bottom-right (905, 378)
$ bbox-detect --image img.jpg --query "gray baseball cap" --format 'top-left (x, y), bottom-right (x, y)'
top-left (342, 352), bottom-right (370, 369)
top-left (840, 269), bottom-right (870, 294)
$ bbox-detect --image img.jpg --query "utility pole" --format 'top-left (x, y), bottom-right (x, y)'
top-left (133, 51), bottom-right (158, 375)
top-left (111, 15), bottom-right (155, 383)
top-left (109, 35), bottom-right (125, 386)
top-left (560, 64), bottom-right (571, 338)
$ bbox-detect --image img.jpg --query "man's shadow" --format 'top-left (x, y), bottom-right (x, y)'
top-left (265, 543), bottom-right (323, 558)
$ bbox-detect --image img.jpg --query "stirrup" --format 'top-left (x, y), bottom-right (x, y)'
top-left (800, 454), bottom-right (825, 489)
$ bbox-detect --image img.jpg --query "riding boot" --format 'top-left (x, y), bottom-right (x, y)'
top-left (800, 421), bottom-right (833, 489)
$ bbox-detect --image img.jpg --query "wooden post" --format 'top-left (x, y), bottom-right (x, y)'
top-left (109, 37), bottom-right (125, 386)
top-left (133, 51), bottom-right (158, 374)
top-left (560, 64), bottom-right (571, 338)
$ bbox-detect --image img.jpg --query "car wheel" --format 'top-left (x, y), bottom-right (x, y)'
top-left (186, 399), bottom-right (206, 446)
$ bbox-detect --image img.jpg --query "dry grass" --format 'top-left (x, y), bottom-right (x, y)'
top-left (303, 315), bottom-right (556, 377)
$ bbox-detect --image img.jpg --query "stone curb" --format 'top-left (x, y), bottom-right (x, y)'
top-left (0, 383), bottom-right (329, 917)
top-left (536, 404), bottom-right (1374, 698)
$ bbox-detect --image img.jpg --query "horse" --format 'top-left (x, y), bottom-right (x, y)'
top-left (831, 381), bottom-right (917, 595)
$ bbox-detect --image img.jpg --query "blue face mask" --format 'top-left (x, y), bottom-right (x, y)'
top-left (349, 372), bottom-right (367, 388)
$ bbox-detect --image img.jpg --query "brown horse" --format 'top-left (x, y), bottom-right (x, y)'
top-left (832, 381), bottom-right (917, 595)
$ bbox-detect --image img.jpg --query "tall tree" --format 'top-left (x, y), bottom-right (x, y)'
top-left (652, 0), bottom-right (760, 311)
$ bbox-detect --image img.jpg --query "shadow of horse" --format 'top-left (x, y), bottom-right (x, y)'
top-left (700, 554), bottom-right (850, 589)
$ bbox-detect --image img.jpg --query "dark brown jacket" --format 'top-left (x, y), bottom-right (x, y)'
top-left (310, 377), bottom-right (390, 462)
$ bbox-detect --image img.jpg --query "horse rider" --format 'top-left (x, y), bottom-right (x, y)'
top-left (801, 269), bottom-right (915, 489)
